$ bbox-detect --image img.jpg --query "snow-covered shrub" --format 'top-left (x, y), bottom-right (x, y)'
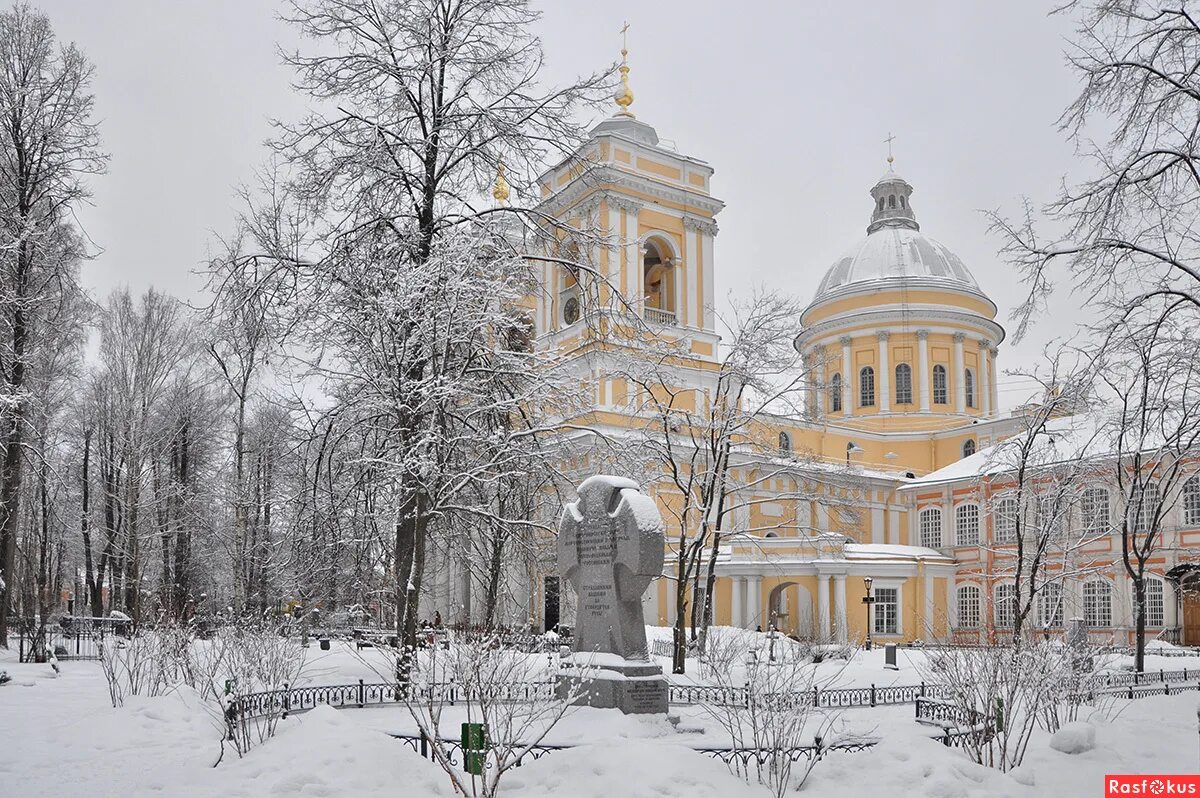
top-left (354, 630), bottom-right (580, 797)
top-left (216, 621), bottom-right (307, 757)
top-left (921, 640), bottom-right (1109, 772)
top-left (699, 645), bottom-right (848, 797)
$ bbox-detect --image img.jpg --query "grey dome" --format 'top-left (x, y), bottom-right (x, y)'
top-left (814, 226), bottom-right (981, 300)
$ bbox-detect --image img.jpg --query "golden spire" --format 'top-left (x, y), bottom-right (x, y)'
top-left (614, 21), bottom-right (634, 118)
top-left (492, 159), bottom-right (510, 205)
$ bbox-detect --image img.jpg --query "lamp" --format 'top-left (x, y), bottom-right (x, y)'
top-left (846, 441), bottom-right (865, 465)
top-left (862, 576), bottom-right (875, 651)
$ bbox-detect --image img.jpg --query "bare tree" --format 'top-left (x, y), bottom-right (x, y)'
top-left (614, 290), bottom-right (821, 672)
top-left (991, 3), bottom-right (1200, 340)
top-left (1095, 313), bottom-right (1200, 670)
top-left (0, 2), bottom-right (104, 643)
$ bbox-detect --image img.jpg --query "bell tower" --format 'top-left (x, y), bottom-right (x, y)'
top-left (532, 31), bottom-right (724, 370)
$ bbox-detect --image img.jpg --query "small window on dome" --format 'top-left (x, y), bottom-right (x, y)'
top-left (878, 197), bottom-right (885, 212)
top-left (900, 195), bottom-right (906, 208)
top-left (888, 195), bottom-right (897, 209)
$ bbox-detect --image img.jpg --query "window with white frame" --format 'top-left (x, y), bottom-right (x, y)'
top-left (1035, 494), bottom-right (1065, 540)
top-left (994, 497), bottom-right (1018, 543)
top-left (1081, 487), bottom-right (1110, 536)
top-left (1038, 581), bottom-right (1063, 628)
top-left (920, 508), bottom-right (942, 548)
top-left (829, 373), bottom-right (843, 413)
top-left (957, 585), bottom-right (981, 628)
top-left (1184, 476), bottom-right (1200, 527)
top-left (994, 583), bottom-right (1016, 628)
top-left (860, 366), bottom-right (876, 408)
top-left (895, 363), bottom-right (913, 405)
top-left (1133, 483), bottom-right (1162, 534)
top-left (932, 365), bottom-right (948, 405)
top-left (1144, 577), bottom-right (1165, 627)
top-left (874, 587), bottom-right (899, 634)
top-left (1083, 580), bottom-right (1112, 627)
top-left (962, 439), bottom-right (976, 458)
top-left (955, 504), bottom-right (980, 546)
top-left (965, 368), bottom-right (976, 408)
top-left (778, 432), bottom-right (792, 455)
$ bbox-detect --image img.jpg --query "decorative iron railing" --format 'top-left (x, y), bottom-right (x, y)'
top-left (665, 682), bottom-right (948, 709)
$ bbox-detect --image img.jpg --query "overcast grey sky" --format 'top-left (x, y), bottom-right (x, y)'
top-left (40, 0), bottom-right (1084, 406)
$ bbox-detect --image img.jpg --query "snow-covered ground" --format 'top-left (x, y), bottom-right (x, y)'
top-left (5, 637), bottom-right (1200, 797)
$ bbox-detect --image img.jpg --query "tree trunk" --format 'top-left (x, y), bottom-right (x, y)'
top-left (0, 294), bottom-right (28, 646)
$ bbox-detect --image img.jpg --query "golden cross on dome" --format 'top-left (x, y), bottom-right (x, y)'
top-left (885, 132), bottom-right (896, 166)
top-left (620, 21), bottom-right (630, 54)
top-left (614, 21), bottom-right (635, 117)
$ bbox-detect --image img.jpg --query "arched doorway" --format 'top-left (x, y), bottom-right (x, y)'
top-left (767, 581), bottom-right (814, 639)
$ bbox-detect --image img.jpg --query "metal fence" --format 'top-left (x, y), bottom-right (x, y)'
top-left (16, 629), bottom-right (104, 663)
top-left (389, 725), bottom-right (978, 771)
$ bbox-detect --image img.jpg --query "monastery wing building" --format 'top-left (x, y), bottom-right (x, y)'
top-left (521, 63), bottom-right (1198, 648)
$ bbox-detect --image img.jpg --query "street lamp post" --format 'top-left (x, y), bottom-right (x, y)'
top-left (846, 441), bottom-right (865, 466)
top-left (861, 576), bottom-right (875, 651)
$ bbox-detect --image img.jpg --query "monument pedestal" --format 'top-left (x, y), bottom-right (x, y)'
top-left (557, 655), bottom-right (669, 714)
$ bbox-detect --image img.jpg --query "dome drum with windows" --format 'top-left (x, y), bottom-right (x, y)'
top-left (795, 166), bottom-right (1004, 427)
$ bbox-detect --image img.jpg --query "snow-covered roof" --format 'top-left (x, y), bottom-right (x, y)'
top-left (844, 543), bottom-right (953, 561)
top-left (813, 226), bottom-right (980, 301)
top-left (900, 413), bottom-right (1107, 490)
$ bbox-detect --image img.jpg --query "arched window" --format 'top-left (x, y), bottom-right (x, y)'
top-left (829, 373), bottom-right (843, 412)
top-left (932, 365), bottom-right (948, 405)
top-left (895, 363), bottom-right (913, 405)
top-left (888, 194), bottom-right (897, 208)
top-left (994, 496), bottom-right (1018, 543)
top-left (1184, 475), bottom-right (1200, 527)
top-left (962, 439), bottom-right (976, 458)
top-left (1084, 580), bottom-right (1112, 627)
top-left (778, 432), bottom-right (792, 455)
top-left (919, 507), bottom-right (942, 548)
top-left (859, 366), bottom-right (876, 407)
top-left (877, 197), bottom-right (885, 211)
top-left (899, 195), bottom-right (906, 208)
top-left (956, 585), bottom-right (981, 628)
top-left (1144, 577), bottom-right (1165, 627)
top-left (995, 583), bottom-right (1016, 628)
top-left (965, 368), bottom-right (976, 408)
top-left (1038, 582), bottom-right (1063, 628)
top-left (642, 238), bottom-right (675, 318)
top-left (1081, 487), bottom-right (1110, 536)
top-left (1133, 483), bottom-right (1161, 534)
top-left (955, 504), bottom-right (980, 545)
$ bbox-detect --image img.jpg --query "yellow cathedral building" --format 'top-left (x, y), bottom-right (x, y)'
top-left (520, 50), bottom-right (1196, 648)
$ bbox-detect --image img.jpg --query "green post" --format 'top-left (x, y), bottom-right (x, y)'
top-left (995, 697), bottom-right (1004, 733)
top-left (462, 722), bottom-right (487, 776)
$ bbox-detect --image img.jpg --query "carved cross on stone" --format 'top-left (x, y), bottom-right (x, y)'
top-left (559, 475), bottom-right (664, 661)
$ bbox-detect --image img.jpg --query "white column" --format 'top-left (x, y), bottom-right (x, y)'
top-left (953, 332), bottom-right (966, 414)
top-left (840, 336), bottom-right (853, 416)
top-left (946, 577), bottom-right (957, 631)
top-left (917, 329), bottom-right (930, 412)
top-left (817, 573), bottom-right (831, 639)
top-left (989, 347), bottom-right (999, 415)
top-left (731, 576), bottom-right (744, 629)
top-left (870, 507), bottom-right (885, 544)
top-left (803, 351), bottom-right (817, 418)
top-left (747, 576), bottom-right (762, 629)
top-left (877, 331), bottom-right (891, 413)
top-left (833, 574), bottom-right (848, 643)
top-left (978, 339), bottom-right (991, 418)
top-left (924, 571), bottom-right (936, 642)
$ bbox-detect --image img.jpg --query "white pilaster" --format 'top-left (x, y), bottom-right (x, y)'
top-left (877, 331), bottom-right (891, 412)
top-left (802, 351), bottom-right (817, 418)
top-left (624, 208), bottom-right (640, 303)
top-left (684, 222), bottom-right (699, 330)
top-left (917, 329), bottom-right (930, 412)
top-left (953, 332), bottom-right (966, 414)
top-left (870, 507), bottom-right (885, 544)
top-left (817, 573), bottom-right (831, 639)
top-left (840, 336), bottom-right (853, 416)
top-left (834, 574), bottom-right (848, 643)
